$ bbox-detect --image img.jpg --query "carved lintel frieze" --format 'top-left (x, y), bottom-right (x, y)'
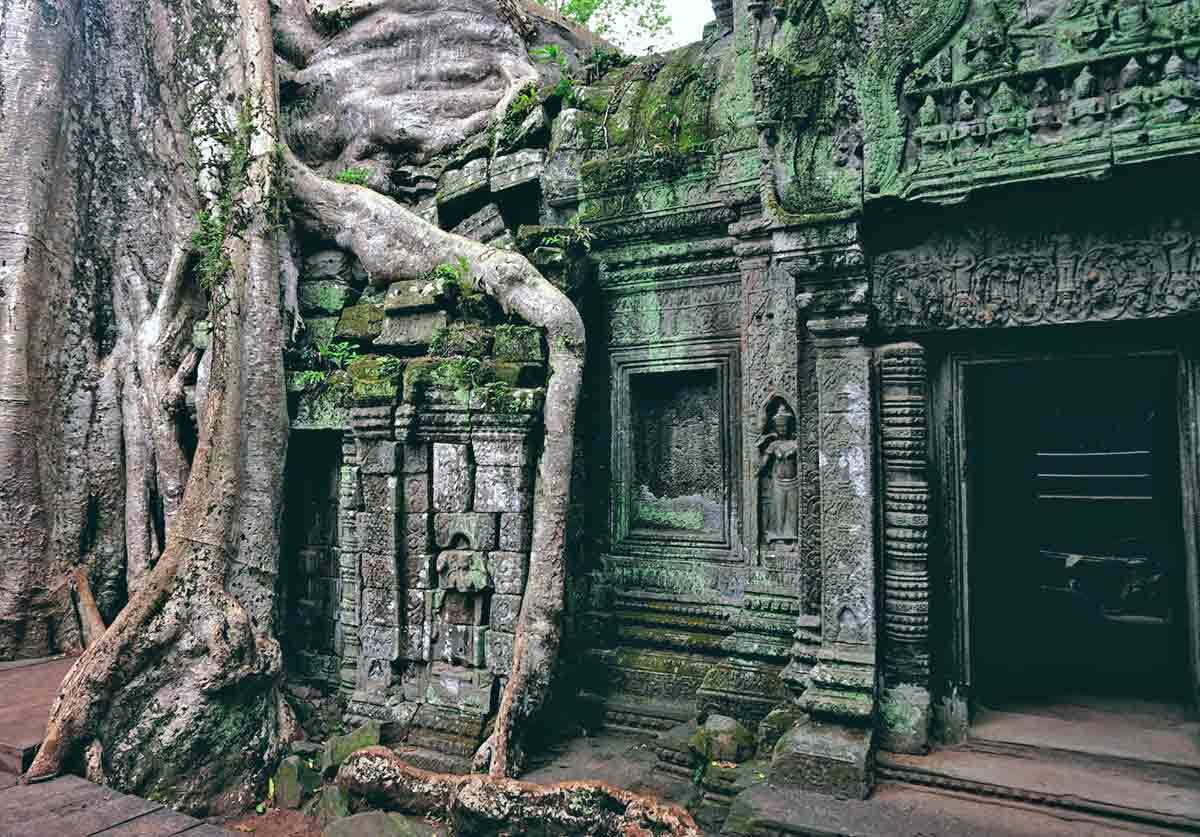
top-left (874, 216), bottom-right (1200, 332)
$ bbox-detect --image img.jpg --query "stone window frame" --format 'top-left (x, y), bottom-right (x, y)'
top-left (608, 337), bottom-right (742, 561)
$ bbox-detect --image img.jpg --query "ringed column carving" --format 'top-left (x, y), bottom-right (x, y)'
top-left (877, 343), bottom-right (933, 754)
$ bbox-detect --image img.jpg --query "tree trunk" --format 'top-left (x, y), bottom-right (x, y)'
top-left (22, 0), bottom-right (297, 813)
top-left (9, 0), bottom-right (585, 812)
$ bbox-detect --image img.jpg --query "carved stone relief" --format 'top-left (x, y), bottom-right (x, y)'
top-left (758, 398), bottom-right (801, 546)
top-left (607, 280), bottom-right (741, 347)
top-left (867, 0), bottom-right (1200, 200)
top-left (609, 342), bottom-right (741, 559)
top-left (874, 214), bottom-right (1200, 331)
top-left (879, 344), bottom-right (932, 686)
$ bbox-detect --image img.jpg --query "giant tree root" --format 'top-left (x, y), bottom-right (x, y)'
top-left (338, 747), bottom-right (702, 837)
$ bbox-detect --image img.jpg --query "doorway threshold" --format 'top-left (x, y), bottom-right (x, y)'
top-left (972, 695), bottom-right (1200, 771)
top-left (876, 696), bottom-right (1200, 833)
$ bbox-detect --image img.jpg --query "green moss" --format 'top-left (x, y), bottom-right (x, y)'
top-left (344, 354), bottom-right (402, 402)
top-left (634, 499), bottom-right (704, 531)
top-left (333, 167), bottom-right (369, 185)
top-left (298, 280), bottom-right (353, 316)
top-left (189, 102), bottom-right (253, 295)
top-left (492, 324), bottom-right (544, 363)
top-left (334, 302), bottom-right (384, 341)
top-left (428, 323), bottom-right (492, 358)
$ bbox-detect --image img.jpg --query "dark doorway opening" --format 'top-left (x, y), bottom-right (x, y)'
top-left (281, 430), bottom-right (342, 686)
top-left (968, 355), bottom-right (1188, 702)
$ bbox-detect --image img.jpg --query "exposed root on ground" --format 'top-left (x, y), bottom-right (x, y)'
top-left (338, 747), bottom-right (703, 837)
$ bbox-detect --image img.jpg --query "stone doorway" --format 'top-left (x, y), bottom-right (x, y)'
top-left (878, 349), bottom-right (1200, 829)
top-left (281, 430), bottom-right (343, 687)
top-left (966, 355), bottom-right (1189, 702)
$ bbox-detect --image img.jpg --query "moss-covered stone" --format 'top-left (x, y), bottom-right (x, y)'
top-left (492, 324), bottom-right (543, 363)
top-left (292, 370), bottom-right (352, 429)
top-left (273, 754), bottom-right (321, 809)
top-left (488, 361), bottom-right (544, 387)
top-left (298, 280), bottom-right (354, 316)
top-left (429, 323), bottom-right (492, 358)
top-left (347, 354), bottom-right (403, 402)
top-left (334, 303), bottom-right (385, 342)
top-left (299, 316), bottom-right (340, 350)
top-left (320, 720), bottom-right (381, 777)
top-left (690, 714), bottom-right (756, 763)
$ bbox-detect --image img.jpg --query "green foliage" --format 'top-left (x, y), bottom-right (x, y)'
top-left (333, 167), bottom-right (370, 185)
top-left (293, 370), bottom-right (327, 391)
top-left (531, 45), bottom-right (578, 106)
top-left (189, 102), bottom-right (254, 295)
top-left (376, 356), bottom-right (403, 378)
top-left (476, 381), bottom-right (522, 414)
top-left (316, 339), bottom-right (360, 370)
top-left (191, 210), bottom-right (232, 294)
top-left (534, 0), bottom-right (671, 53)
top-left (583, 47), bottom-right (634, 83)
top-left (542, 215), bottom-right (596, 253)
top-left (431, 357), bottom-right (488, 404)
top-left (425, 257), bottom-right (502, 322)
top-left (427, 256), bottom-right (473, 289)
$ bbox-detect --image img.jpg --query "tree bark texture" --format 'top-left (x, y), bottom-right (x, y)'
top-left (15, 0), bottom-right (296, 813)
top-left (6, 0), bottom-right (588, 811)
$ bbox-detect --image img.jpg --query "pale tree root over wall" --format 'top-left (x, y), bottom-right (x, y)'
top-left (284, 149), bottom-right (584, 780)
top-left (338, 747), bottom-right (703, 837)
top-left (25, 0), bottom-right (297, 815)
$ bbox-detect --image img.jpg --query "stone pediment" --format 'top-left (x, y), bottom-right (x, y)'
top-left (875, 0), bottom-right (1200, 202)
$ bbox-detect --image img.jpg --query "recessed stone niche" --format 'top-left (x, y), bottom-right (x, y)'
top-left (630, 369), bottom-right (724, 537)
top-left (610, 341), bottom-right (740, 558)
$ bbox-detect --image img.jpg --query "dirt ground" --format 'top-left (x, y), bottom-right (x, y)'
top-left (222, 806), bottom-right (448, 836)
top-left (223, 808), bottom-right (323, 837)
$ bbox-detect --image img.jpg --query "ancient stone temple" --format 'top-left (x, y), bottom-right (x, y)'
top-left (148, 0), bottom-right (1200, 831)
top-left (267, 0), bottom-right (1200, 829)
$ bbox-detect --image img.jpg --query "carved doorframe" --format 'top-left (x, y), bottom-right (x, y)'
top-left (930, 342), bottom-right (1200, 714)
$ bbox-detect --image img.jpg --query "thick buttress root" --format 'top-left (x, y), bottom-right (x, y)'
top-left (338, 747), bottom-right (703, 837)
top-left (25, 0), bottom-right (295, 813)
top-left (285, 150), bottom-right (585, 779)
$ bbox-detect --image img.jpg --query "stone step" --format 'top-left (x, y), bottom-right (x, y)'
top-left (723, 781), bottom-right (1194, 837)
top-left (876, 744), bottom-right (1200, 834)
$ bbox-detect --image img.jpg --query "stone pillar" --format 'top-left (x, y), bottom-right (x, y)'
top-left (803, 332), bottom-right (876, 711)
top-left (346, 404), bottom-right (402, 720)
top-left (336, 430), bottom-right (362, 694)
top-left (877, 343), bottom-right (933, 753)
top-left (771, 292), bottom-right (877, 800)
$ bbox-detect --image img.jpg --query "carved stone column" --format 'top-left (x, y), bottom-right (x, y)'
top-left (877, 343), bottom-right (933, 754)
top-left (336, 430), bottom-right (362, 694)
top-left (771, 242), bottom-right (877, 800)
top-left (346, 404), bottom-right (402, 721)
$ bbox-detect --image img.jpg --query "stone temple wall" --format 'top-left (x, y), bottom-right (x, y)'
top-left (272, 0), bottom-right (1200, 824)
